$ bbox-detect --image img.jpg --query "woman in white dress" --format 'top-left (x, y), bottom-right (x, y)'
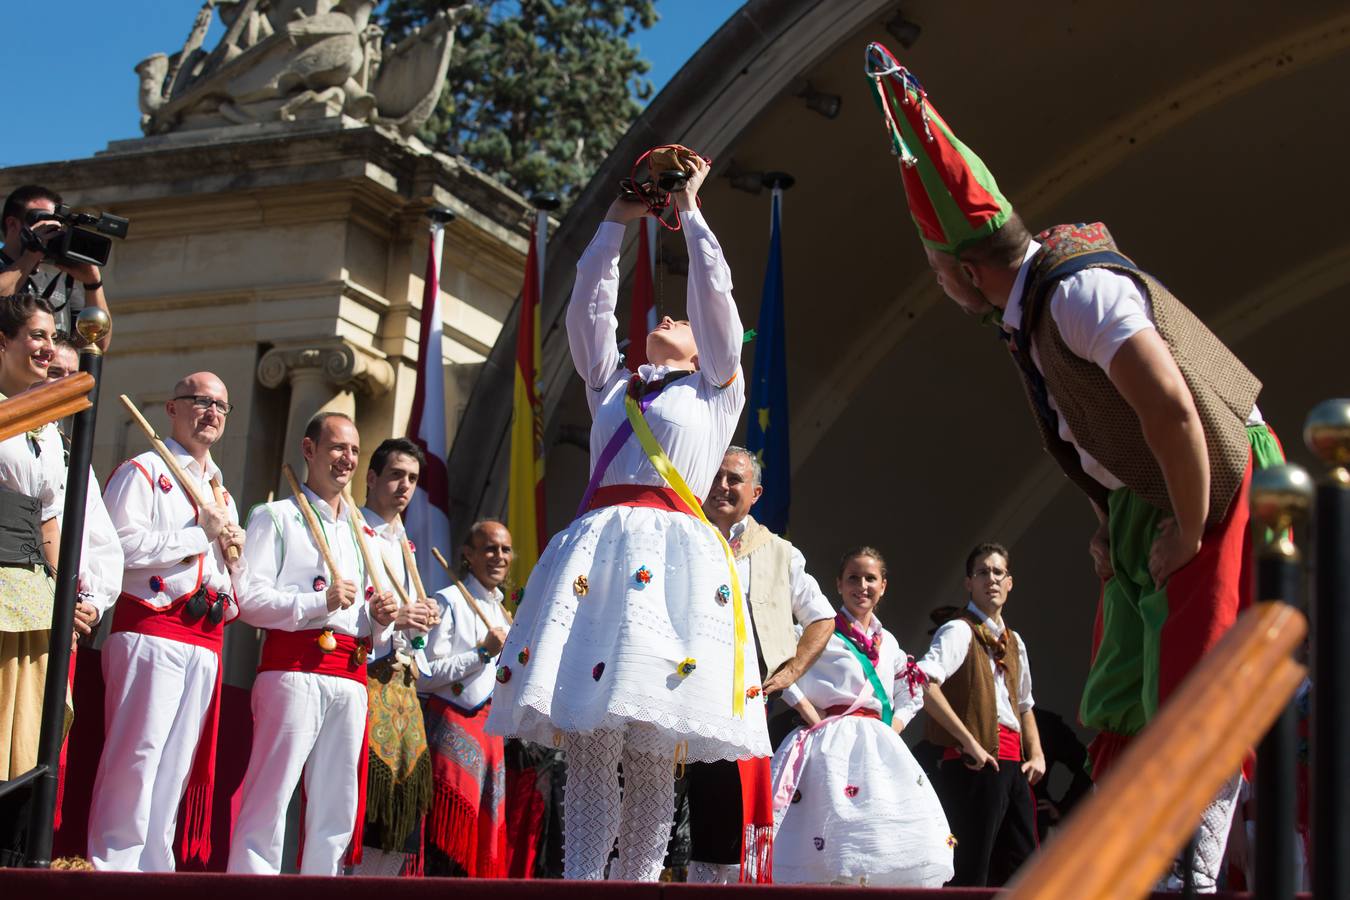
top-left (485, 156), bottom-right (769, 881)
top-left (772, 546), bottom-right (954, 887)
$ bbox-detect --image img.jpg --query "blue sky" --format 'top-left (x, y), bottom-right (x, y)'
top-left (1, 0), bottom-right (740, 168)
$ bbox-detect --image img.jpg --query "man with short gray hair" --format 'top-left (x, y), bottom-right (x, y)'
top-left (684, 446), bottom-right (834, 883)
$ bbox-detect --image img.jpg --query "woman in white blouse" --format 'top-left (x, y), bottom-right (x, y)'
top-left (772, 547), bottom-right (954, 887)
top-left (0, 292), bottom-right (66, 782)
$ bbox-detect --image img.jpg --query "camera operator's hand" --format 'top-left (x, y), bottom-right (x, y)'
top-left (672, 155), bottom-right (711, 213)
top-left (604, 196), bottom-right (649, 225)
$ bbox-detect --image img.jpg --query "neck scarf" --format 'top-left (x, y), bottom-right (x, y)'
top-left (835, 610), bottom-right (881, 667)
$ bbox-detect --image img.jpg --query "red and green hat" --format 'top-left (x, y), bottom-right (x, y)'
top-left (864, 42), bottom-right (1011, 256)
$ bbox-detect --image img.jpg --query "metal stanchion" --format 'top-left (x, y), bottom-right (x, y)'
top-left (1250, 463), bottom-right (1312, 900)
top-left (24, 307), bottom-right (110, 867)
top-left (1306, 399), bottom-right (1350, 900)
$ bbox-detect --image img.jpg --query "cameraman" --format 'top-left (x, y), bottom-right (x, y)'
top-left (1, 185), bottom-right (111, 350)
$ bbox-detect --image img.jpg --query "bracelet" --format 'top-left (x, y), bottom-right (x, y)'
top-left (83, 280), bottom-right (103, 291)
top-left (475, 645), bottom-right (492, 664)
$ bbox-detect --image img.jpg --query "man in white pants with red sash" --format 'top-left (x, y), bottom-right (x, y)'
top-left (88, 372), bottom-right (244, 871)
top-left (228, 412), bottom-right (397, 875)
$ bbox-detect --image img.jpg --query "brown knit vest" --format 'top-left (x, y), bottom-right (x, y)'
top-left (1010, 223), bottom-right (1261, 525)
top-left (925, 613), bottom-right (1022, 757)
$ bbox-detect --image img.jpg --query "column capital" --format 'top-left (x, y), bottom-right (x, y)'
top-left (257, 337), bottom-right (395, 398)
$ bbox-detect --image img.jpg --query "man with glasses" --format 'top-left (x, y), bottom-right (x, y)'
top-left (918, 542), bottom-right (1043, 887)
top-left (88, 372), bottom-right (245, 871)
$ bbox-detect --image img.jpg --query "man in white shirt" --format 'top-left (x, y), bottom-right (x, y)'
top-left (354, 438), bottom-right (435, 876)
top-left (228, 412), bottom-right (397, 875)
top-left (919, 543), bottom-right (1043, 887)
top-left (685, 447), bottom-right (834, 884)
top-left (89, 372), bottom-right (243, 871)
top-left (871, 50), bottom-right (1281, 892)
top-left (417, 520), bottom-right (512, 877)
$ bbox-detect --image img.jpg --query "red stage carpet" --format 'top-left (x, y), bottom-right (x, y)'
top-left (0, 871), bottom-right (1303, 900)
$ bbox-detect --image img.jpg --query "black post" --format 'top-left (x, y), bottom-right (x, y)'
top-left (1254, 553), bottom-right (1301, 900)
top-left (24, 308), bottom-right (108, 867)
top-left (1313, 472), bottom-right (1350, 898)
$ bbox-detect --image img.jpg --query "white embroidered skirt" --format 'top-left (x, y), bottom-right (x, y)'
top-left (484, 504), bottom-right (770, 762)
top-left (771, 715), bottom-right (954, 887)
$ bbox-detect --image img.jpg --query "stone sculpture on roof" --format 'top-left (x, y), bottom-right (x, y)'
top-left (135, 0), bottom-right (467, 137)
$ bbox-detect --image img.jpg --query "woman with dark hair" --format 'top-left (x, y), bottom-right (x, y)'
top-left (0, 292), bottom-right (66, 786)
top-left (770, 547), bottom-right (953, 887)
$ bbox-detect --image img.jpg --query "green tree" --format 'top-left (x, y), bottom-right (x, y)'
top-left (380, 0), bottom-right (658, 205)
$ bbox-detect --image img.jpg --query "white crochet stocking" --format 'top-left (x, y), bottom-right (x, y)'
top-left (612, 738), bottom-right (676, 882)
top-left (688, 861), bottom-right (741, 883)
top-left (563, 729), bottom-right (623, 880)
top-left (1160, 773), bottom-right (1243, 894)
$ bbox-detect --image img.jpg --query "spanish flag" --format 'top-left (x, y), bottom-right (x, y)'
top-left (508, 214), bottom-right (547, 590)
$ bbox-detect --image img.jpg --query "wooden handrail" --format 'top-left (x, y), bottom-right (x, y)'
top-left (1005, 601), bottom-right (1307, 900)
top-left (0, 374), bottom-right (95, 444)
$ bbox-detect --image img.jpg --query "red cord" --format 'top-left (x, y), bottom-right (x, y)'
top-left (625, 145), bottom-right (711, 232)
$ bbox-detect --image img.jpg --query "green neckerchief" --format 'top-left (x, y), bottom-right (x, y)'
top-left (833, 630), bottom-right (893, 726)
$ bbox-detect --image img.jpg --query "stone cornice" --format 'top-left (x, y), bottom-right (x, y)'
top-left (257, 337), bottom-right (395, 398)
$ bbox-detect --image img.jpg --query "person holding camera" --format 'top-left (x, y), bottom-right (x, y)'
top-left (1, 185), bottom-right (112, 350)
top-left (87, 372), bottom-right (244, 871)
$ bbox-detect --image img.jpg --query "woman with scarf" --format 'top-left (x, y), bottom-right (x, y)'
top-left (486, 153), bottom-right (769, 882)
top-left (771, 547), bottom-right (953, 887)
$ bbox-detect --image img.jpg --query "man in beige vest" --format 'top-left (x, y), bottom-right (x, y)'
top-left (684, 446), bottom-right (834, 883)
top-left (920, 543), bottom-right (1043, 886)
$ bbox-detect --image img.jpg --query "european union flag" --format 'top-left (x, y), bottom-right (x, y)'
top-left (746, 188), bottom-right (790, 534)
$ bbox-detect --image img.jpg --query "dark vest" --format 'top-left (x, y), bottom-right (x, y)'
top-left (925, 612), bottom-right (1022, 756)
top-left (1006, 223), bottom-right (1260, 524)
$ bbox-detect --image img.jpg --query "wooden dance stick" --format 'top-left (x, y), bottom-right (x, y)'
top-left (394, 513), bottom-right (431, 603)
top-left (431, 546), bottom-right (494, 630)
top-left (281, 463), bottom-right (341, 586)
top-left (209, 476), bottom-right (240, 563)
top-left (0, 373), bottom-right (93, 443)
top-left (342, 487), bottom-right (387, 599)
top-left (120, 394), bottom-right (214, 511)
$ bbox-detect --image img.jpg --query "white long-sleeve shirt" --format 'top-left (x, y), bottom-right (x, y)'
top-left (360, 506), bottom-right (427, 663)
top-left (783, 611), bottom-right (926, 729)
top-left (1003, 239), bottom-right (1261, 490)
top-left (918, 602), bottom-right (1034, 731)
top-left (236, 486), bottom-right (383, 640)
top-left (75, 469), bottom-right (125, 620)
top-left (565, 208), bottom-right (745, 499)
top-left (417, 573), bottom-right (511, 712)
top-left (103, 440), bottom-right (237, 612)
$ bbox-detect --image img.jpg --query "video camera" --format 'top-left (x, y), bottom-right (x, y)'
top-left (24, 204), bottom-right (130, 268)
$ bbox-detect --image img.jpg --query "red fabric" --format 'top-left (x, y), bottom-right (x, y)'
top-left (627, 221), bottom-right (654, 371)
top-left (109, 594), bottom-right (228, 865)
top-left (503, 764), bottom-right (546, 878)
top-left (737, 756), bottom-right (773, 883)
top-left (424, 696), bottom-right (507, 877)
top-left (941, 724), bottom-right (1023, 763)
top-left (823, 705), bottom-right (881, 720)
top-left (257, 628), bottom-right (370, 684)
top-left (586, 484), bottom-right (699, 518)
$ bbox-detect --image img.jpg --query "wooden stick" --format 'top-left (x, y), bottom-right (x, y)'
top-left (119, 394), bottom-right (211, 508)
top-left (431, 546), bottom-right (493, 630)
top-left (0, 373), bottom-right (93, 443)
top-left (381, 555), bottom-right (414, 607)
top-left (343, 487), bottom-right (385, 597)
top-left (281, 463), bottom-right (341, 584)
top-left (209, 476), bottom-right (240, 563)
top-left (394, 513), bottom-right (430, 603)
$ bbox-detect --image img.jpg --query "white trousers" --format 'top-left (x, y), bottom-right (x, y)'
top-left (227, 670), bottom-right (368, 875)
top-left (87, 632), bottom-right (217, 872)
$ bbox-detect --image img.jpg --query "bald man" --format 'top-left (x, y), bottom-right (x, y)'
top-left (88, 373), bottom-right (245, 871)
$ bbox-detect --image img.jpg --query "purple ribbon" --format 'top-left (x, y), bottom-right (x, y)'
top-left (574, 375), bottom-right (670, 517)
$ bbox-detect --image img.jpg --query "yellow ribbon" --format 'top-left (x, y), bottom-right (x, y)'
top-left (624, 392), bottom-right (747, 717)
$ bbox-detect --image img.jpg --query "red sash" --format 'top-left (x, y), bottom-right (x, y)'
top-left (110, 593), bottom-right (228, 866)
top-left (258, 628), bottom-right (371, 865)
top-left (586, 483), bottom-right (700, 517)
top-left (424, 695), bottom-right (507, 877)
top-left (941, 723), bottom-right (1024, 763)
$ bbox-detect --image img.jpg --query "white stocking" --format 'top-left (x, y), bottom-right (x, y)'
top-left (613, 727), bottom-right (676, 882)
top-left (688, 861), bottom-right (740, 883)
top-left (563, 729), bottom-right (623, 880)
top-left (1159, 773), bottom-right (1243, 894)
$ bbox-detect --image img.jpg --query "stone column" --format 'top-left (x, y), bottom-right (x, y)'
top-left (257, 338), bottom-right (395, 491)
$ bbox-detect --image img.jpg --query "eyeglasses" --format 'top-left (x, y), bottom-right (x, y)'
top-left (174, 395), bottom-right (234, 415)
top-left (973, 567), bottom-right (1009, 581)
